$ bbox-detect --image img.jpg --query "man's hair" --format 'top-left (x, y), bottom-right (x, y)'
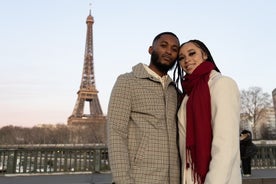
top-left (152, 32), bottom-right (179, 45)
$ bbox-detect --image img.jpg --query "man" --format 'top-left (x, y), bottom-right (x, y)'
top-left (107, 32), bottom-right (180, 184)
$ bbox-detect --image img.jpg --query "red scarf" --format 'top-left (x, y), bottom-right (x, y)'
top-left (181, 62), bottom-right (214, 184)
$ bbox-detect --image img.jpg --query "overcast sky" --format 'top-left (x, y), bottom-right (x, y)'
top-left (0, 0), bottom-right (275, 127)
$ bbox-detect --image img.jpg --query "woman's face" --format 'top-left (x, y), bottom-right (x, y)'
top-left (178, 42), bottom-right (207, 74)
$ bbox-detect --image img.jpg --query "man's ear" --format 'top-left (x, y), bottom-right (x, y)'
top-left (148, 46), bottom-right (153, 54)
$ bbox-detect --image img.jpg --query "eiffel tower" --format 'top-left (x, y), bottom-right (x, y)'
top-left (68, 10), bottom-right (106, 127)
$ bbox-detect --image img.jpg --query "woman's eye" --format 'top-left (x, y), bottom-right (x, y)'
top-left (189, 52), bottom-right (196, 56)
top-left (178, 57), bottom-right (185, 62)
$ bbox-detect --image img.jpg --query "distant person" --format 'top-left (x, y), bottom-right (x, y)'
top-left (240, 129), bottom-right (257, 176)
top-left (107, 32), bottom-right (180, 184)
top-left (174, 39), bottom-right (242, 184)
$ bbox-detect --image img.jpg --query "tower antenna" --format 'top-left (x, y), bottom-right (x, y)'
top-left (89, 2), bottom-right (92, 15)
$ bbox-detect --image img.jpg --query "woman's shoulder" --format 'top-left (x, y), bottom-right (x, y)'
top-left (208, 70), bottom-right (240, 99)
top-left (209, 70), bottom-right (238, 89)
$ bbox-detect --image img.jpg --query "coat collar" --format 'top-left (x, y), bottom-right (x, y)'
top-left (132, 63), bottom-right (175, 88)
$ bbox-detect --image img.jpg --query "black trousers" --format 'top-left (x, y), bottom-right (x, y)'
top-left (242, 157), bottom-right (252, 175)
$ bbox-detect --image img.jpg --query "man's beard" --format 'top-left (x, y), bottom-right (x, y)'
top-left (151, 51), bottom-right (176, 73)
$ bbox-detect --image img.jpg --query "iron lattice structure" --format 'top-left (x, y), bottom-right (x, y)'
top-left (68, 11), bottom-right (106, 126)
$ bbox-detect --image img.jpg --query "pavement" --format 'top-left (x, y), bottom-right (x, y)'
top-left (0, 172), bottom-right (112, 184)
top-left (243, 168), bottom-right (276, 179)
top-left (0, 169), bottom-right (275, 184)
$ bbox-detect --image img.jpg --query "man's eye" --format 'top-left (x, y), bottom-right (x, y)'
top-left (172, 48), bottom-right (178, 52)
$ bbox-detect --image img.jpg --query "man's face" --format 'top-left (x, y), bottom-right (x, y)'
top-left (149, 34), bottom-right (179, 73)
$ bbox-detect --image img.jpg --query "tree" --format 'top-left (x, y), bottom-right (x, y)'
top-left (240, 87), bottom-right (272, 139)
top-left (0, 123), bottom-right (107, 145)
top-left (0, 125), bottom-right (17, 144)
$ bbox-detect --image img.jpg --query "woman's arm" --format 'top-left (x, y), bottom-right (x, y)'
top-left (205, 76), bottom-right (241, 184)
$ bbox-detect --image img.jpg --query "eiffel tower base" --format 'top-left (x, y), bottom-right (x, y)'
top-left (68, 116), bottom-right (107, 144)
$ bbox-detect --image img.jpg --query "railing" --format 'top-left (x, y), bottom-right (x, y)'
top-left (252, 144), bottom-right (276, 169)
top-left (0, 144), bottom-right (275, 175)
top-left (0, 144), bottom-right (109, 174)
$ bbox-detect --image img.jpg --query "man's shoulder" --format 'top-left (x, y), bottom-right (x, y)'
top-left (117, 70), bottom-right (135, 80)
top-left (115, 67), bottom-right (139, 85)
top-left (117, 63), bottom-right (144, 78)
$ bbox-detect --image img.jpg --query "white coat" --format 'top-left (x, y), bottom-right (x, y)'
top-left (178, 70), bottom-right (242, 184)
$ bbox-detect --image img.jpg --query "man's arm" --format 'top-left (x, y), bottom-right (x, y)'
top-left (107, 75), bottom-right (134, 184)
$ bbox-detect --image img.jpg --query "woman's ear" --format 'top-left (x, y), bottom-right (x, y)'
top-left (203, 52), bottom-right (208, 60)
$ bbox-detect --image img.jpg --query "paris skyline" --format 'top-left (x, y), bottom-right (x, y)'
top-left (0, 0), bottom-right (275, 127)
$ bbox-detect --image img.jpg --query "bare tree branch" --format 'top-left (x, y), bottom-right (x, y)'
top-left (240, 86), bottom-right (272, 139)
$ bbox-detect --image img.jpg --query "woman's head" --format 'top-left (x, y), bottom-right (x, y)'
top-left (173, 40), bottom-right (220, 89)
top-left (178, 40), bottom-right (220, 74)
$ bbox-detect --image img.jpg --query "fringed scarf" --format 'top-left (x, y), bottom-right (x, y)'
top-left (181, 62), bottom-right (214, 184)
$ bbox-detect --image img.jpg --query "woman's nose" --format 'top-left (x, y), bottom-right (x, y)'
top-left (184, 57), bottom-right (190, 63)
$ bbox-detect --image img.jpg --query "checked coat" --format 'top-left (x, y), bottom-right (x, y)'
top-left (107, 63), bottom-right (180, 184)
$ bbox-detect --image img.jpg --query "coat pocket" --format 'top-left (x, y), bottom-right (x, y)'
top-left (133, 132), bottom-right (149, 165)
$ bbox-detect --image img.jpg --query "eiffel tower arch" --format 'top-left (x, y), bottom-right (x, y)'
top-left (68, 10), bottom-right (106, 143)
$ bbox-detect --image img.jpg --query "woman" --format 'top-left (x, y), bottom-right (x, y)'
top-left (174, 40), bottom-right (242, 184)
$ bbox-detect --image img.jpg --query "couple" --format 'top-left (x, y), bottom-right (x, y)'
top-left (107, 32), bottom-right (241, 184)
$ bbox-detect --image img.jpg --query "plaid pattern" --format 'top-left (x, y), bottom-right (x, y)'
top-left (107, 63), bottom-right (180, 184)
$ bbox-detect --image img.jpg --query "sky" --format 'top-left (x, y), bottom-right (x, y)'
top-left (0, 0), bottom-right (275, 127)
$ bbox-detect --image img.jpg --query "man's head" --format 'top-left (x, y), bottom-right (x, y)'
top-left (148, 32), bottom-right (180, 76)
